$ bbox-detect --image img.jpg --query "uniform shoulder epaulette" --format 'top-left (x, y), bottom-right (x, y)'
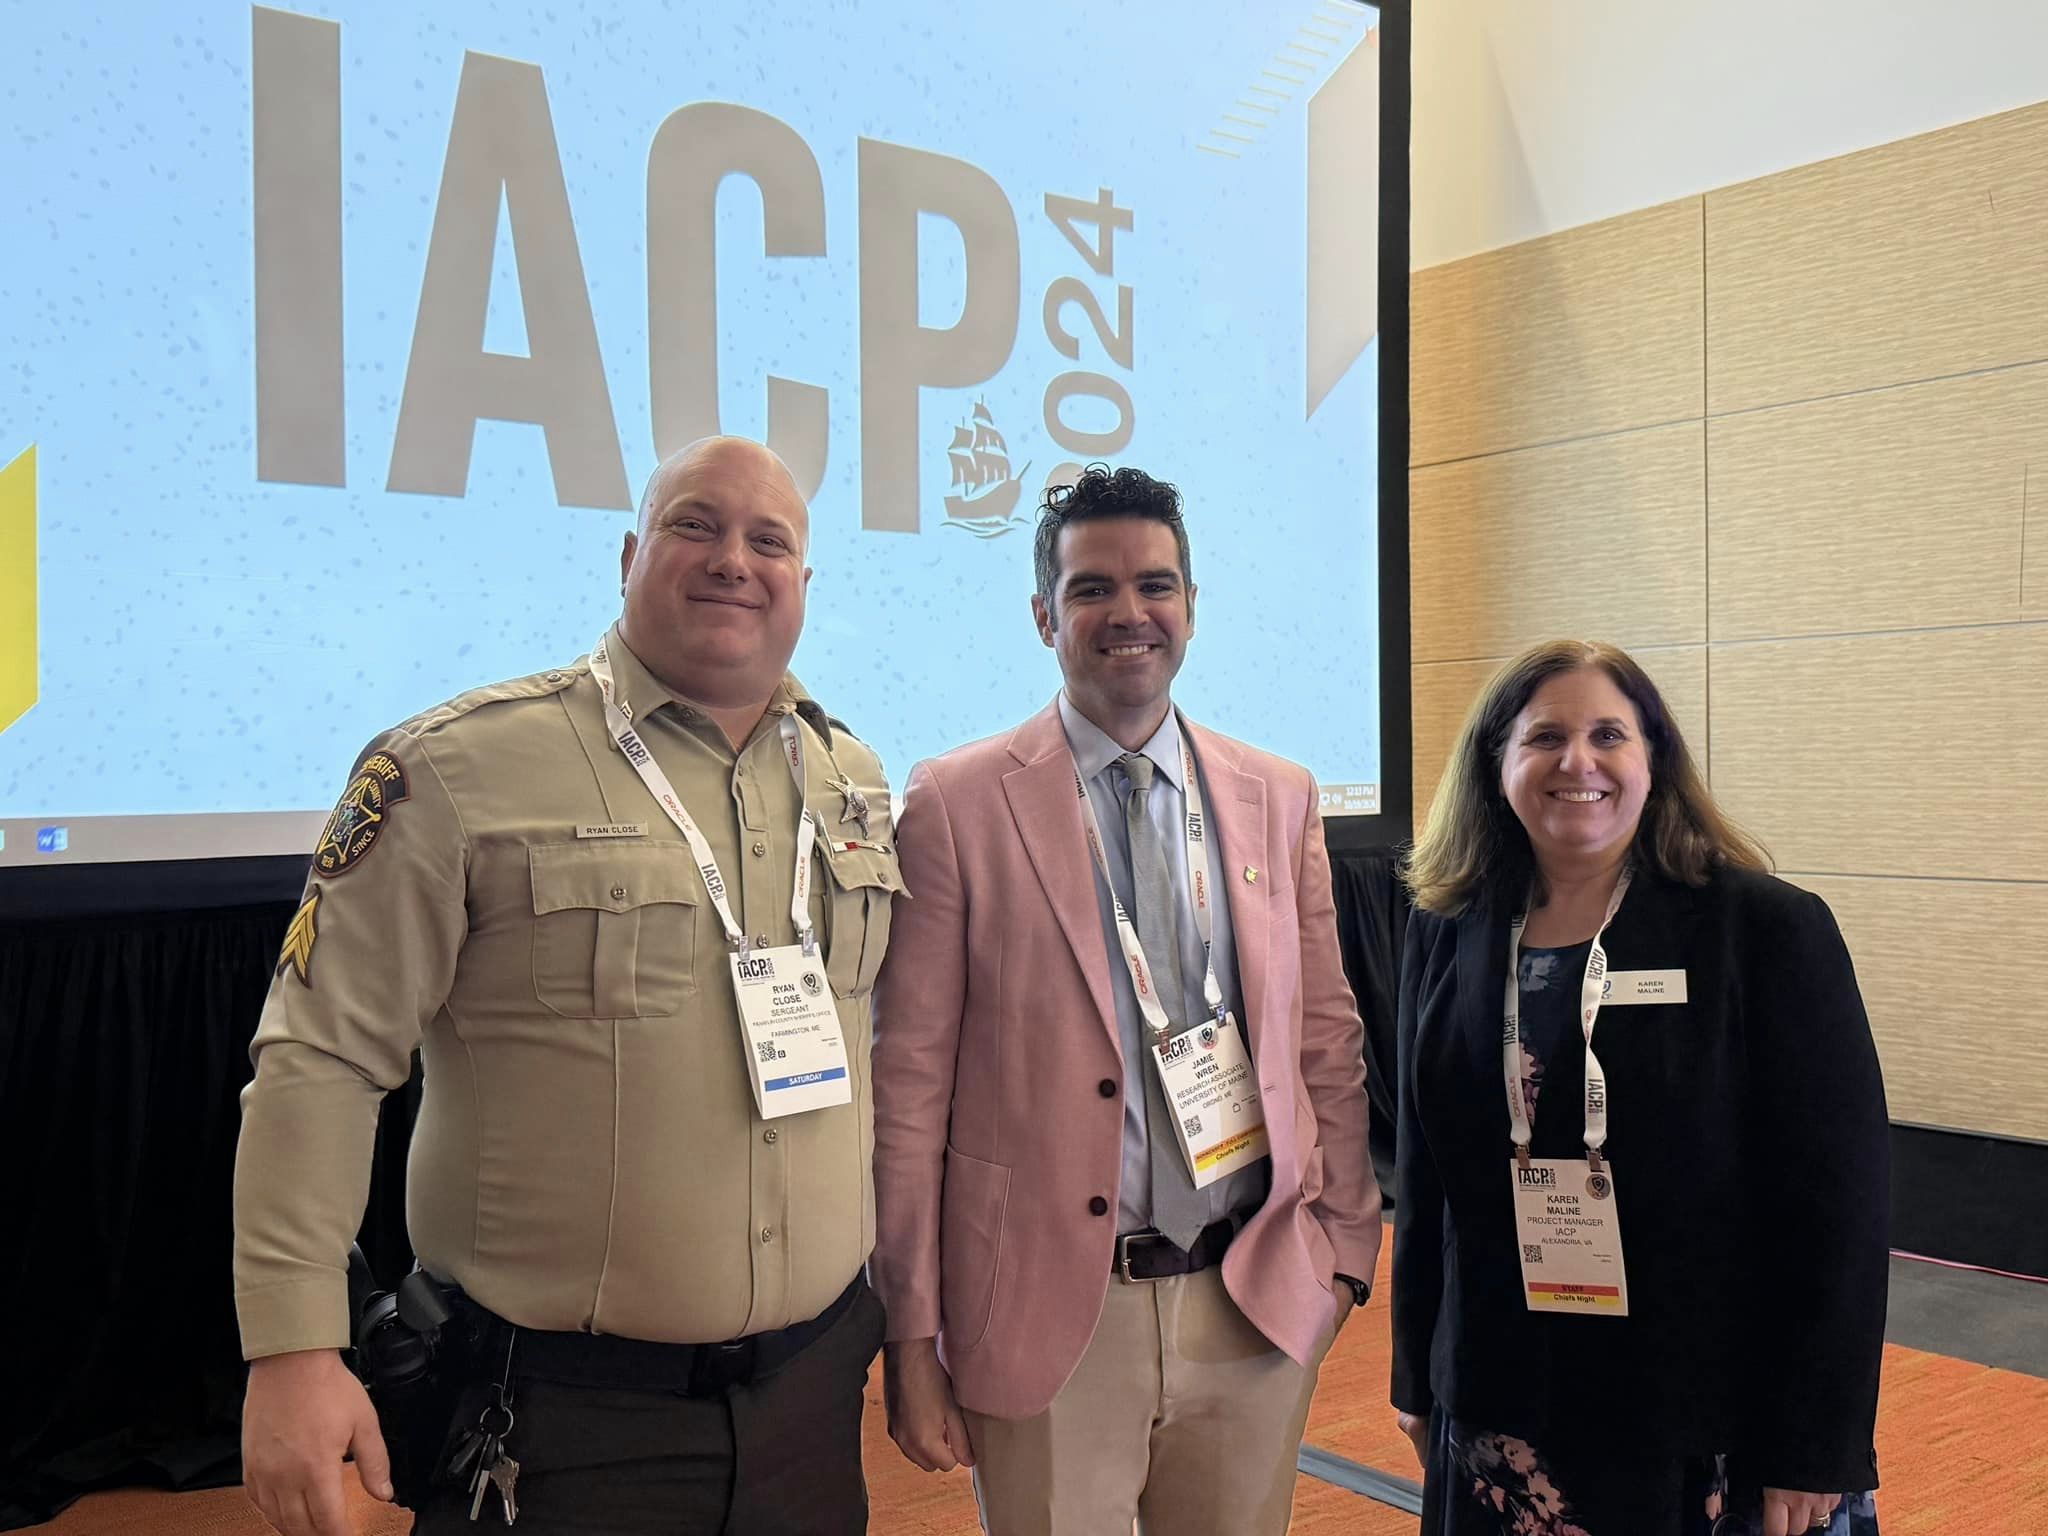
top-left (824, 714), bottom-right (888, 766)
top-left (395, 660), bottom-right (588, 740)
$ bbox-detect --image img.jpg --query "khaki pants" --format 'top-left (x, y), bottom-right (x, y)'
top-left (964, 1266), bottom-right (1331, 1536)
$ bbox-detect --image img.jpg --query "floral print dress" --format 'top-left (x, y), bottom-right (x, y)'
top-left (1419, 944), bottom-right (1882, 1536)
top-left (1430, 1417), bottom-right (1881, 1536)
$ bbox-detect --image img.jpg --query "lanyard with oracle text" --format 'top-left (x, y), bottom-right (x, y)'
top-left (588, 636), bottom-right (817, 957)
top-left (1502, 867), bottom-right (1634, 1169)
top-left (1071, 723), bottom-right (1225, 1042)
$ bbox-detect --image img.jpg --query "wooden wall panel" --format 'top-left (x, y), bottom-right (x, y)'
top-left (1410, 97), bottom-right (2048, 1140)
top-left (1796, 875), bottom-right (2048, 1142)
top-left (2026, 478), bottom-right (2047, 620)
top-left (1708, 368), bottom-right (2042, 640)
top-left (1411, 423), bottom-right (1705, 662)
top-left (1649, 647), bottom-right (1712, 764)
top-left (1411, 647), bottom-right (1706, 828)
top-left (1706, 100), bottom-right (2048, 415)
top-left (1410, 198), bottom-right (1703, 467)
top-left (1410, 659), bottom-right (1498, 827)
top-left (1711, 629), bottom-right (2048, 881)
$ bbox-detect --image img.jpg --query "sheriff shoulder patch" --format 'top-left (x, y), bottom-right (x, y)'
top-left (314, 750), bottom-right (410, 877)
top-left (279, 886), bottom-right (321, 986)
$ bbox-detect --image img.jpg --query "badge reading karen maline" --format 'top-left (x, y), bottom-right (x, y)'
top-left (314, 750), bottom-right (409, 876)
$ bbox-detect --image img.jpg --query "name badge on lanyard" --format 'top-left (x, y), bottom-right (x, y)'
top-left (1075, 727), bottom-right (1269, 1189)
top-left (1503, 868), bottom-right (1632, 1315)
top-left (1153, 1018), bottom-right (1267, 1188)
top-left (590, 637), bottom-right (852, 1120)
top-left (729, 943), bottom-right (851, 1119)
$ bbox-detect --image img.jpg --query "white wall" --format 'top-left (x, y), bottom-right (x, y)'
top-left (1412, 1), bottom-right (2048, 267)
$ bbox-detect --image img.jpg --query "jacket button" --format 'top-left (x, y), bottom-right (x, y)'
top-left (610, 885), bottom-right (628, 901)
top-left (1088, 1196), bottom-right (1108, 1216)
top-left (1098, 1079), bottom-right (1117, 1098)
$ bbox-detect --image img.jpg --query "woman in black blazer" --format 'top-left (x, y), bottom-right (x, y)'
top-left (1392, 640), bottom-right (1887, 1536)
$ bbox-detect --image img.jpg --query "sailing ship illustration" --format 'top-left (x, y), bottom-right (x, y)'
top-left (942, 399), bottom-right (1032, 538)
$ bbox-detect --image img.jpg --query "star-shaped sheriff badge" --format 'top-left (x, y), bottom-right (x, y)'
top-left (830, 772), bottom-right (872, 839)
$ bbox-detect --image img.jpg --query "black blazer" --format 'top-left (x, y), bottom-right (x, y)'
top-left (1391, 866), bottom-right (1888, 1492)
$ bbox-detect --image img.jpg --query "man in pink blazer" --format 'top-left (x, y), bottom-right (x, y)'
top-left (870, 465), bottom-right (1383, 1535)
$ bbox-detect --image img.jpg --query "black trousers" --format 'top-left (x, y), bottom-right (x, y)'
top-left (413, 1281), bottom-right (885, 1536)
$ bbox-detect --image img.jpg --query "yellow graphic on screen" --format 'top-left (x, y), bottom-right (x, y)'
top-left (0, 445), bottom-right (35, 736)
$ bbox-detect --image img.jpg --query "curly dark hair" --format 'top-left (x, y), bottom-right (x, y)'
top-left (1032, 463), bottom-right (1193, 614)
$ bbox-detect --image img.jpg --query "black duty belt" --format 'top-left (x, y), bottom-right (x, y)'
top-left (1114, 1217), bottom-right (1238, 1283)
top-left (468, 1273), bottom-right (864, 1397)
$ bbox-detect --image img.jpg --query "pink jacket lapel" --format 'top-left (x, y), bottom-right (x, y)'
top-left (1185, 719), bottom-right (1271, 1066)
top-left (1000, 701), bottom-right (1122, 1058)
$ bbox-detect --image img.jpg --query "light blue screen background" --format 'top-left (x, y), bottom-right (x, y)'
top-left (1, 0), bottom-right (1381, 849)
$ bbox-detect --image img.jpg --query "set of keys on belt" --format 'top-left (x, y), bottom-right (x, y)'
top-left (446, 1357), bottom-right (521, 1524)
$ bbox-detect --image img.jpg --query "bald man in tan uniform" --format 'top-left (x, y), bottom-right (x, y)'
top-left (235, 439), bottom-right (902, 1536)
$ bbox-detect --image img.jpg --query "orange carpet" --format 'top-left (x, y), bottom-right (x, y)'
top-left (34, 1241), bottom-right (2048, 1534)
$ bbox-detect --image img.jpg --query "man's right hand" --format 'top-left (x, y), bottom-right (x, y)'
top-left (883, 1337), bottom-right (976, 1473)
top-left (242, 1348), bottom-right (393, 1536)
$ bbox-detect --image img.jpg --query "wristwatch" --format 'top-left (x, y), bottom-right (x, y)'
top-left (1334, 1272), bottom-right (1370, 1307)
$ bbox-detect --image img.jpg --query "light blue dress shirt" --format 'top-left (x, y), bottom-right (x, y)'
top-left (1057, 693), bottom-right (1272, 1236)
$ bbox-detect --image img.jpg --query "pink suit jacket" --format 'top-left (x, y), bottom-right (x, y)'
top-left (870, 700), bottom-right (1384, 1421)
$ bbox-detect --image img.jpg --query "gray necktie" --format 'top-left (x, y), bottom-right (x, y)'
top-left (1120, 752), bottom-right (1208, 1249)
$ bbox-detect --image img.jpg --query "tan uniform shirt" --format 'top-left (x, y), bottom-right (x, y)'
top-left (232, 627), bottom-right (903, 1359)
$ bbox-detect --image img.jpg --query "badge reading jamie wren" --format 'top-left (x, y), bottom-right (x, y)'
top-left (1151, 1016), bottom-right (1269, 1189)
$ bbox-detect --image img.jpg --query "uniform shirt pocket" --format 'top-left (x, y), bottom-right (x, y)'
top-left (817, 840), bottom-right (908, 998)
top-left (529, 842), bottom-right (700, 1019)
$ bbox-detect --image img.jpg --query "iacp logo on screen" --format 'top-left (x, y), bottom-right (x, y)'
top-left (250, 8), bottom-right (1137, 540)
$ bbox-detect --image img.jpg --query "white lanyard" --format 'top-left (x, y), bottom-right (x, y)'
top-left (588, 636), bottom-right (817, 957)
top-left (1072, 723), bottom-right (1225, 1042)
top-left (1502, 867), bottom-right (1633, 1167)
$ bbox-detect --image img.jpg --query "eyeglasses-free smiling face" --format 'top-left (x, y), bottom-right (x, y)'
top-left (1498, 666), bottom-right (1652, 873)
top-left (618, 438), bottom-right (811, 707)
top-left (1032, 516), bottom-right (1195, 739)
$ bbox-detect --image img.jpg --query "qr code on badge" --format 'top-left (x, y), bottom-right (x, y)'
top-left (1181, 1114), bottom-right (1203, 1138)
top-left (756, 1040), bottom-right (780, 1064)
top-left (1522, 1244), bottom-right (1544, 1265)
